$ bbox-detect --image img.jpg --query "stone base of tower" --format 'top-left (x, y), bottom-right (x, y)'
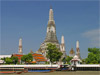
top-left (37, 42), bottom-right (60, 57)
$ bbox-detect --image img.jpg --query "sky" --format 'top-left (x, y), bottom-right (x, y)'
top-left (0, 0), bottom-right (99, 58)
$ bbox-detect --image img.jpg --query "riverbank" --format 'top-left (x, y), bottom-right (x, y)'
top-left (2, 71), bottom-right (100, 75)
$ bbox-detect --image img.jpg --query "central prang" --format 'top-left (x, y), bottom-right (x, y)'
top-left (37, 8), bottom-right (61, 56)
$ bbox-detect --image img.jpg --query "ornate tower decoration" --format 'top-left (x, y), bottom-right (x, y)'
top-left (18, 38), bottom-right (23, 54)
top-left (38, 7), bottom-right (60, 55)
top-left (69, 48), bottom-right (75, 57)
top-left (30, 50), bottom-right (34, 54)
top-left (76, 40), bottom-right (81, 59)
top-left (60, 35), bottom-right (66, 57)
top-left (45, 7), bottom-right (59, 44)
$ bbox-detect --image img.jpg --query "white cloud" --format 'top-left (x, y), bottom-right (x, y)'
top-left (82, 28), bottom-right (100, 47)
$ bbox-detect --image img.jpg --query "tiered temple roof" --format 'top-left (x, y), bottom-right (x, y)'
top-left (70, 48), bottom-right (75, 54)
top-left (32, 53), bottom-right (47, 62)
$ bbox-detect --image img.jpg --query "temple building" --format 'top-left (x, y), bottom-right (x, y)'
top-left (15, 8), bottom-right (81, 64)
top-left (60, 35), bottom-right (66, 58)
top-left (69, 48), bottom-right (75, 57)
top-left (38, 7), bottom-right (60, 56)
top-left (0, 7), bottom-right (83, 65)
top-left (15, 7), bottom-right (81, 64)
top-left (70, 55), bottom-right (81, 65)
top-left (18, 38), bottom-right (23, 54)
top-left (12, 54), bottom-right (23, 64)
top-left (76, 40), bottom-right (81, 59)
top-left (32, 53), bottom-right (47, 64)
top-left (12, 53), bottom-right (47, 64)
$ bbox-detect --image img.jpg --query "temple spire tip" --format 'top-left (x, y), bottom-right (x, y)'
top-left (50, 5), bottom-right (52, 9)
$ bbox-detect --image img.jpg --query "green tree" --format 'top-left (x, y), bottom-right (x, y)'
top-left (27, 53), bottom-right (33, 62)
top-left (1, 57), bottom-right (18, 64)
top-left (11, 56), bottom-right (18, 64)
top-left (85, 48), bottom-right (100, 64)
top-left (21, 55), bottom-right (27, 63)
top-left (5, 57), bottom-right (13, 64)
top-left (82, 59), bottom-right (85, 64)
top-left (46, 43), bottom-right (63, 64)
top-left (1, 58), bottom-right (5, 60)
top-left (21, 53), bottom-right (33, 63)
top-left (65, 56), bottom-right (73, 64)
top-left (62, 57), bottom-right (67, 64)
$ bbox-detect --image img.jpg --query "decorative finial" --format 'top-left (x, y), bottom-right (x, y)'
top-left (30, 50), bottom-right (33, 54)
top-left (50, 5), bottom-right (52, 9)
top-left (49, 5), bottom-right (54, 21)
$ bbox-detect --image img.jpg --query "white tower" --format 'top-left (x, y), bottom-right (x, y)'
top-left (76, 40), bottom-right (79, 48)
top-left (60, 35), bottom-right (66, 57)
top-left (18, 38), bottom-right (23, 54)
top-left (39, 7), bottom-right (60, 55)
top-left (61, 35), bottom-right (65, 44)
top-left (76, 40), bottom-right (81, 59)
top-left (49, 8), bottom-right (54, 21)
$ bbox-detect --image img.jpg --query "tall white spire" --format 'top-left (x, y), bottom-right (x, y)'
top-left (49, 8), bottom-right (54, 21)
top-left (60, 36), bottom-right (66, 52)
top-left (19, 38), bottom-right (22, 46)
top-left (60, 35), bottom-right (66, 59)
top-left (76, 40), bottom-right (79, 48)
top-left (61, 35), bottom-right (64, 44)
top-left (18, 38), bottom-right (23, 54)
top-left (76, 40), bottom-right (81, 59)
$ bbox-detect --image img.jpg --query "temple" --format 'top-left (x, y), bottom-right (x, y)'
top-left (69, 48), bottom-right (75, 57)
top-left (18, 38), bottom-right (23, 54)
top-left (76, 40), bottom-right (81, 59)
top-left (38, 7), bottom-right (60, 56)
top-left (60, 36), bottom-right (66, 58)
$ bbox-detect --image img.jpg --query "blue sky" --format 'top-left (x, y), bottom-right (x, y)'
top-left (1, 1), bottom-right (99, 58)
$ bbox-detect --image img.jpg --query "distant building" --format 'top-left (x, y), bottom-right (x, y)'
top-left (70, 55), bottom-right (81, 65)
top-left (60, 35), bottom-right (66, 58)
top-left (32, 53), bottom-right (47, 64)
top-left (30, 50), bottom-right (34, 54)
top-left (0, 55), bottom-right (11, 59)
top-left (11, 7), bottom-right (82, 65)
top-left (18, 38), bottom-right (23, 54)
top-left (12, 53), bottom-right (46, 64)
top-left (76, 40), bottom-right (81, 59)
top-left (36, 7), bottom-right (82, 64)
top-left (0, 55), bottom-right (12, 64)
top-left (69, 48), bottom-right (75, 57)
top-left (38, 7), bottom-right (60, 56)
top-left (12, 54), bottom-right (23, 64)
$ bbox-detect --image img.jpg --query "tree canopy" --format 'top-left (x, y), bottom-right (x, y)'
top-left (64, 56), bottom-right (73, 64)
top-left (85, 48), bottom-right (100, 64)
top-left (5, 57), bottom-right (13, 64)
top-left (21, 53), bottom-right (33, 63)
top-left (3, 56), bottom-right (18, 64)
top-left (11, 56), bottom-right (18, 64)
top-left (46, 43), bottom-right (63, 63)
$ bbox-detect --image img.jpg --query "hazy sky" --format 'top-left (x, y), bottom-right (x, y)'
top-left (1, 1), bottom-right (99, 58)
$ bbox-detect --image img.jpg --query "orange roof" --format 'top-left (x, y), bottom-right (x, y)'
top-left (32, 53), bottom-right (47, 62)
top-left (34, 57), bottom-right (45, 59)
top-left (31, 61), bottom-right (36, 63)
top-left (36, 60), bottom-right (46, 62)
top-left (12, 54), bottom-right (23, 57)
top-left (32, 54), bottom-right (43, 56)
top-left (12, 54), bottom-right (23, 60)
top-left (12, 53), bottom-right (47, 62)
